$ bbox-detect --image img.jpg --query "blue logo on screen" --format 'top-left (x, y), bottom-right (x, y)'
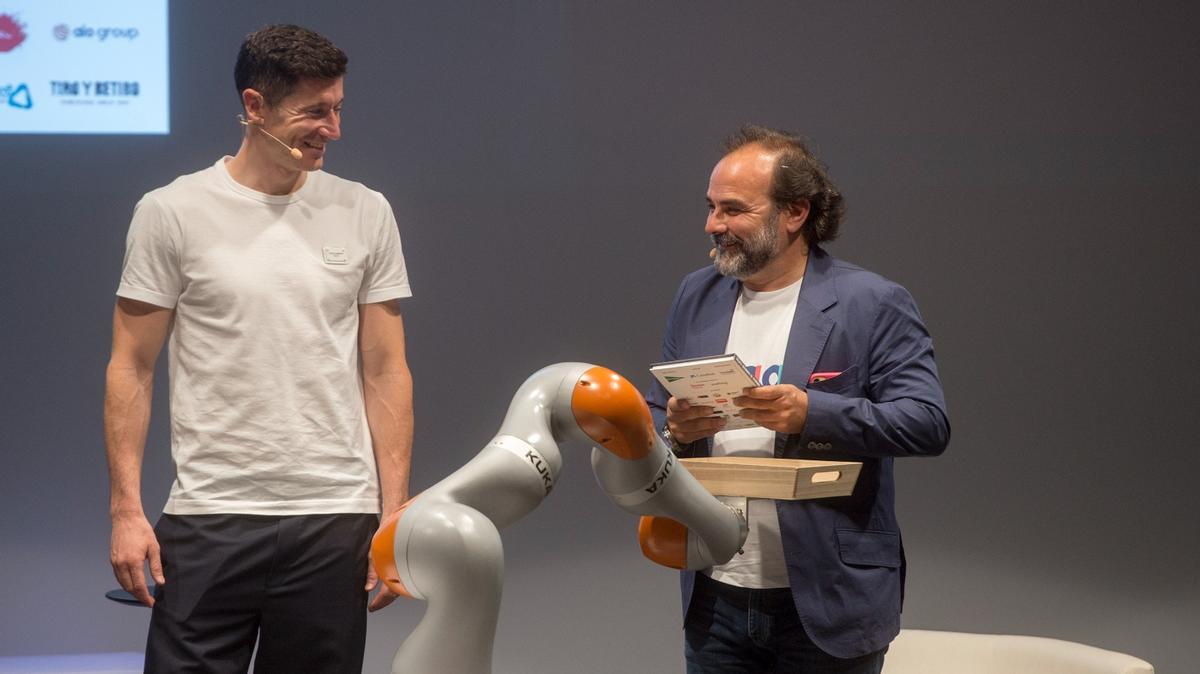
top-left (2, 83), bottom-right (33, 109)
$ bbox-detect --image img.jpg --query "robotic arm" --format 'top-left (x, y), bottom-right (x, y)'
top-left (371, 363), bottom-right (747, 674)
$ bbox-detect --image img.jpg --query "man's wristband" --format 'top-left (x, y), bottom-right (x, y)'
top-left (660, 424), bottom-right (686, 454)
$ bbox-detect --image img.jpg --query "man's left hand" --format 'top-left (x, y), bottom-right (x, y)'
top-left (734, 385), bottom-right (809, 434)
top-left (366, 557), bottom-right (401, 612)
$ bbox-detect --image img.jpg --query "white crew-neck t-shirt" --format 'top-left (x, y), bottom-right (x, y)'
top-left (708, 276), bottom-right (803, 588)
top-left (117, 158), bottom-right (412, 515)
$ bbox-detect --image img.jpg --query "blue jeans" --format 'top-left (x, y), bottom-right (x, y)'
top-left (684, 574), bottom-right (886, 674)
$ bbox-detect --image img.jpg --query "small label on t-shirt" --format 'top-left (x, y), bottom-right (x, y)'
top-left (322, 246), bottom-right (348, 265)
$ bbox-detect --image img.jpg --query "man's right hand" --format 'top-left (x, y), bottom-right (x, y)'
top-left (666, 396), bottom-right (727, 445)
top-left (110, 513), bottom-right (164, 607)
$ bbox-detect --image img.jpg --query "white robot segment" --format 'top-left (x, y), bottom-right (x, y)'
top-left (371, 363), bottom-right (748, 674)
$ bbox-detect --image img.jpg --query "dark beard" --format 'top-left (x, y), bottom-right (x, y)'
top-left (712, 209), bottom-right (782, 279)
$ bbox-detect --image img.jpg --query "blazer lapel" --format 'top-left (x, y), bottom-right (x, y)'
top-left (776, 249), bottom-right (838, 455)
top-left (783, 249), bottom-right (838, 388)
top-left (692, 275), bottom-right (740, 359)
top-left (690, 275), bottom-right (739, 458)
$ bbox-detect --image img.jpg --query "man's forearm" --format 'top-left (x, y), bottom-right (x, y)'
top-left (105, 362), bottom-right (154, 518)
top-left (364, 367), bottom-right (414, 516)
top-left (792, 392), bottom-right (949, 458)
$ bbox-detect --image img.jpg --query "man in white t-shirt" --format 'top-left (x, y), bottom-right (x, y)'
top-left (104, 25), bottom-right (413, 672)
top-left (648, 126), bottom-right (949, 673)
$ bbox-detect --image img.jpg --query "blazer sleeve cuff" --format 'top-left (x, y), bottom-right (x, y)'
top-left (795, 389), bottom-right (852, 453)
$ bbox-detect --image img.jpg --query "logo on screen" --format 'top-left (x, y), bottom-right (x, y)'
top-left (1, 83), bottom-right (32, 109)
top-left (0, 13), bottom-right (28, 52)
top-left (51, 24), bottom-right (139, 42)
top-left (50, 80), bottom-right (139, 104)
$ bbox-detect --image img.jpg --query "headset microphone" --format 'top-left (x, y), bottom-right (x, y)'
top-left (237, 114), bottom-right (303, 160)
top-left (709, 247), bottom-right (717, 259)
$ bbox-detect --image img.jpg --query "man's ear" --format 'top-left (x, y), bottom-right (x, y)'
top-left (241, 88), bottom-right (266, 124)
top-left (783, 199), bottom-right (811, 234)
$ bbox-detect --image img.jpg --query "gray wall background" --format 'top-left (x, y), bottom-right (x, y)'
top-left (2, 1), bottom-right (1197, 672)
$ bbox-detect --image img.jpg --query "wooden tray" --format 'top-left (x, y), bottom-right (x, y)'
top-left (681, 456), bottom-right (861, 500)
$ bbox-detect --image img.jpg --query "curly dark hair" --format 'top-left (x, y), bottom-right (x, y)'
top-left (721, 125), bottom-right (845, 248)
top-left (234, 25), bottom-right (348, 107)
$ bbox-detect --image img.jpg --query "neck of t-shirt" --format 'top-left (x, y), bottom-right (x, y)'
top-left (218, 156), bottom-right (314, 205)
top-left (741, 274), bottom-right (804, 300)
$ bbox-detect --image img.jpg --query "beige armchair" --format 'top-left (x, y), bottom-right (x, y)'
top-left (882, 629), bottom-right (1154, 674)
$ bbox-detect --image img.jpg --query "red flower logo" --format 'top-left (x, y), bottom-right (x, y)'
top-left (0, 13), bottom-right (27, 53)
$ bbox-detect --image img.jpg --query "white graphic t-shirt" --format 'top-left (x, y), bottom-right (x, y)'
top-left (708, 276), bottom-right (803, 588)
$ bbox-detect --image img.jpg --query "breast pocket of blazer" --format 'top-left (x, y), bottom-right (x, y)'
top-left (806, 364), bottom-right (861, 396)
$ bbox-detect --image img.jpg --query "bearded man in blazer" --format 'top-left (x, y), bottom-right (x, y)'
top-left (647, 126), bottom-right (949, 674)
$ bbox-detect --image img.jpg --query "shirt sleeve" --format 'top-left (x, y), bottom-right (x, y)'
top-left (116, 194), bottom-right (183, 308)
top-left (359, 192), bottom-right (412, 304)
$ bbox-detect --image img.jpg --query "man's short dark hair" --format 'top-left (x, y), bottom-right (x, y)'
top-left (722, 125), bottom-right (845, 248)
top-left (234, 25), bottom-right (348, 107)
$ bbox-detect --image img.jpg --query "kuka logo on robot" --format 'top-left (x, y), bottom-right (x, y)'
top-left (524, 450), bottom-right (553, 494)
top-left (644, 452), bottom-right (674, 495)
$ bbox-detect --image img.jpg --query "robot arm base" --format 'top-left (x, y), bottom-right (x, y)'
top-left (390, 501), bottom-right (504, 674)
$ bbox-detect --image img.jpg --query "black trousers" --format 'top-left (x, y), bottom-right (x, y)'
top-left (145, 513), bottom-right (377, 674)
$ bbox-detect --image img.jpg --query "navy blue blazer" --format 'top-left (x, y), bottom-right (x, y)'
top-left (646, 248), bottom-right (950, 659)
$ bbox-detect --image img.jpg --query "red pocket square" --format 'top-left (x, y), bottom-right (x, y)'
top-left (808, 371), bottom-right (842, 384)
